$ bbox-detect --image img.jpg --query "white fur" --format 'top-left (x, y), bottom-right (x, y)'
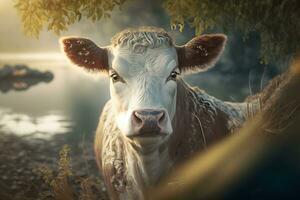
top-left (108, 46), bottom-right (179, 139)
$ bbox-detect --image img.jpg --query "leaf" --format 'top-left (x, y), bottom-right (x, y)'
top-left (14, 0), bottom-right (125, 37)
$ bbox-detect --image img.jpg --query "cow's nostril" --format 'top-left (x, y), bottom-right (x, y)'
top-left (158, 111), bottom-right (165, 123)
top-left (133, 111), bottom-right (143, 125)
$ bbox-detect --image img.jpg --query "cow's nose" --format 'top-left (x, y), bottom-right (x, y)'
top-left (131, 109), bottom-right (166, 136)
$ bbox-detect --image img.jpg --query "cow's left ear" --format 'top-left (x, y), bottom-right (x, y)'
top-left (60, 37), bottom-right (109, 73)
top-left (176, 34), bottom-right (227, 73)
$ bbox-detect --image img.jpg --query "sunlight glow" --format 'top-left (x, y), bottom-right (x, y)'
top-left (0, 52), bottom-right (65, 61)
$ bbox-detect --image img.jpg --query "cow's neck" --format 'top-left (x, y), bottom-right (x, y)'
top-left (125, 138), bottom-right (171, 187)
top-left (124, 80), bottom-right (248, 186)
top-left (169, 79), bottom-right (247, 163)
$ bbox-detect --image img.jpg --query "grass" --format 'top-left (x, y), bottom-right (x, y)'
top-left (35, 145), bottom-right (107, 200)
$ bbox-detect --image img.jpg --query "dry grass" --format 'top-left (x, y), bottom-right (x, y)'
top-left (35, 145), bottom-right (106, 200)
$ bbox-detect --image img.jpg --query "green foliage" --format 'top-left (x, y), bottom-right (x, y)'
top-left (15, 0), bottom-right (126, 38)
top-left (15, 0), bottom-right (300, 62)
top-left (164, 0), bottom-right (300, 62)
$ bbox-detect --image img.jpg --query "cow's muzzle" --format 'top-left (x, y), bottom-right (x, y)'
top-left (130, 109), bottom-right (168, 137)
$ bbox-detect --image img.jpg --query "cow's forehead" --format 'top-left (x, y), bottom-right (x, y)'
top-left (109, 46), bottom-right (178, 77)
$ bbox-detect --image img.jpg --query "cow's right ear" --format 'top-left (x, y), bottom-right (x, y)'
top-left (60, 37), bottom-right (109, 73)
top-left (176, 34), bottom-right (227, 73)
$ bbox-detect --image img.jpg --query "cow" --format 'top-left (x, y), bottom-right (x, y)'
top-left (60, 27), bottom-right (253, 200)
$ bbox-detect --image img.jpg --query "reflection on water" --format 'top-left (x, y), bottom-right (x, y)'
top-left (0, 108), bottom-right (72, 139)
top-left (0, 58), bottom-right (110, 143)
top-left (0, 64), bottom-right (54, 93)
top-left (0, 77), bottom-right (54, 93)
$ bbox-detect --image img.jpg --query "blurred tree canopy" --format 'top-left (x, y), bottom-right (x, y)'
top-left (15, 0), bottom-right (300, 62)
top-left (164, 0), bottom-right (300, 63)
top-left (15, 0), bottom-right (126, 36)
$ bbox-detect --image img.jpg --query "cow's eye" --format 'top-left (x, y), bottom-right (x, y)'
top-left (167, 71), bottom-right (180, 81)
top-left (110, 73), bottom-right (120, 82)
top-left (110, 72), bottom-right (125, 83)
top-left (170, 72), bottom-right (178, 79)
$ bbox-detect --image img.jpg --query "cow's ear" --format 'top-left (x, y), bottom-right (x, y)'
top-left (176, 34), bottom-right (227, 73)
top-left (60, 37), bottom-right (109, 73)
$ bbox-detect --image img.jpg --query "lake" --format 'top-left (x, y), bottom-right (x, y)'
top-left (0, 57), bottom-right (107, 141)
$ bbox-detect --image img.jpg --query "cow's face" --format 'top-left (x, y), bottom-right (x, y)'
top-left (108, 46), bottom-right (178, 142)
top-left (60, 29), bottom-right (226, 147)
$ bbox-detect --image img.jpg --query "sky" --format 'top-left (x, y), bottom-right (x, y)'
top-left (0, 0), bottom-right (60, 53)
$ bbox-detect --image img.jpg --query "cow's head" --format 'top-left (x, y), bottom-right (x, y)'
top-left (60, 27), bottom-right (226, 148)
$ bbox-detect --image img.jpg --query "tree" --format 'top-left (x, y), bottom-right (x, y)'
top-left (14, 0), bottom-right (126, 37)
top-left (164, 0), bottom-right (300, 63)
top-left (15, 0), bottom-right (300, 62)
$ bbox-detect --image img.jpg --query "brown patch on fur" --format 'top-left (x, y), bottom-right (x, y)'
top-left (60, 37), bottom-right (109, 73)
top-left (169, 80), bottom-right (230, 163)
top-left (176, 34), bottom-right (227, 72)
